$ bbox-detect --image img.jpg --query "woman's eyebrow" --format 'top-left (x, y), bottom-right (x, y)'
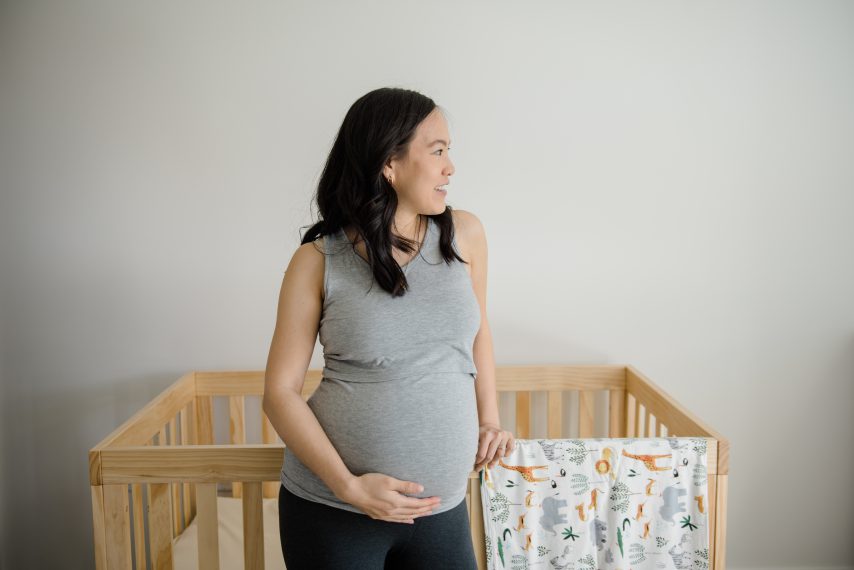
top-left (427, 139), bottom-right (451, 147)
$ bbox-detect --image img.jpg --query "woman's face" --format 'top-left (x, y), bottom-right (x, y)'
top-left (384, 108), bottom-right (455, 218)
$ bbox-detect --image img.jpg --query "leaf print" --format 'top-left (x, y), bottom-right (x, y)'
top-left (628, 542), bottom-right (647, 564)
top-left (690, 438), bottom-right (707, 455)
top-left (489, 492), bottom-right (511, 524)
top-left (562, 526), bottom-right (580, 541)
top-left (609, 481), bottom-right (631, 513)
top-left (693, 463), bottom-right (707, 487)
top-left (578, 553), bottom-right (596, 570)
top-left (510, 553), bottom-right (530, 570)
top-left (564, 440), bottom-right (591, 465)
top-left (569, 473), bottom-right (590, 494)
top-left (680, 515), bottom-right (699, 531)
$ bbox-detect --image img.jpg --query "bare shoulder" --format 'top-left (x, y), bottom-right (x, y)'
top-left (451, 209), bottom-right (486, 258)
top-left (286, 237), bottom-right (326, 301)
top-left (291, 237), bottom-right (325, 269)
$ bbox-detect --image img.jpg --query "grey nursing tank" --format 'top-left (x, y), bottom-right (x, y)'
top-left (280, 216), bottom-right (482, 515)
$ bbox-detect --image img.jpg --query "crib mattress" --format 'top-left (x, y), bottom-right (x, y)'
top-left (172, 496), bottom-right (286, 570)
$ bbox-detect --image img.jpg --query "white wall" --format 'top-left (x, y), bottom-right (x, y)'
top-left (1, 1), bottom-right (853, 568)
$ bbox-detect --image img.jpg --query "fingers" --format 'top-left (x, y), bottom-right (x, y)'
top-left (378, 503), bottom-right (437, 524)
top-left (397, 480), bottom-right (424, 495)
top-left (391, 504), bottom-right (435, 517)
top-left (386, 493), bottom-right (441, 516)
top-left (475, 430), bottom-right (515, 470)
top-left (475, 433), bottom-right (498, 465)
top-left (475, 436), bottom-right (501, 468)
top-left (397, 495), bottom-right (441, 510)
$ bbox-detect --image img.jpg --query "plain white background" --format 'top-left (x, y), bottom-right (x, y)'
top-left (1, 1), bottom-right (853, 568)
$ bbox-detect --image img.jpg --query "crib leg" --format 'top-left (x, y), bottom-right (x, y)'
top-left (242, 481), bottom-right (265, 570)
top-left (92, 484), bottom-right (132, 570)
top-left (91, 486), bottom-right (107, 570)
top-left (469, 475), bottom-right (487, 569)
top-left (713, 474), bottom-right (728, 570)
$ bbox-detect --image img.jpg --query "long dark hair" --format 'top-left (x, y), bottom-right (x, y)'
top-left (300, 87), bottom-right (466, 297)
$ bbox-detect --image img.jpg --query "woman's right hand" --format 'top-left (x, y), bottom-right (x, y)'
top-left (336, 473), bottom-right (442, 524)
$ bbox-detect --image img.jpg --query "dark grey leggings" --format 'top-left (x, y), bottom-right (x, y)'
top-left (278, 484), bottom-right (478, 569)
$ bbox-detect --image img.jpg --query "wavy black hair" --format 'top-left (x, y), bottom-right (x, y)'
top-left (300, 87), bottom-right (466, 297)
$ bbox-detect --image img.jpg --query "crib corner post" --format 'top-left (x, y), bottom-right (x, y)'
top-left (91, 485), bottom-right (107, 570)
top-left (712, 474), bottom-right (728, 570)
top-left (92, 483), bottom-right (132, 569)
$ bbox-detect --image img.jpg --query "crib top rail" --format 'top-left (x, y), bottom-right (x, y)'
top-left (492, 364), bottom-right (626, 391)
top-left (89, 365), bottom-right (728, 485)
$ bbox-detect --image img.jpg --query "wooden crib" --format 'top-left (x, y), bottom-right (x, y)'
top-left (90, 364), bottom-right (729, 569)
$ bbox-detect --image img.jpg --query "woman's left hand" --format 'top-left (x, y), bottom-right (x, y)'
top-left (474, 423), bottom-right (516, 471)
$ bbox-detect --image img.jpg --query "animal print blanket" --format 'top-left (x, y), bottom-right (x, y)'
top-left (479, 437), bottom-right (710, 569)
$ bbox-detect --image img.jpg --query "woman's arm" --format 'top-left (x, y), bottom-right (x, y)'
top-left (262, 242), bottom-right (356, 498)
top-left (464, 214), bottom-right (500, 427)
top-left (454, 210), bottom-right (515, 470)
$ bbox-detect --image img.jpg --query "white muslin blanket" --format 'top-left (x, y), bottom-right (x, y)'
top-left (479, 437), bottom-right (710, 569)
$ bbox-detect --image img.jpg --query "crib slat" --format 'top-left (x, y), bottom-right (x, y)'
top-left (608, 389), bottom-right (626, 437)
top-left (242, 481), bottom-right (265, 570)
top-left (547, 390), bottom-right (563, 438)
top-left (102, 484), bottom-right (132, 569)
top-left (515, 391), bottom-right (530, 438)
top-left (168, 417), bottom-right (182, 538)
top-left (187, 399), bottom-right (199, 522)
top-left (643, 407), bottom-right (651, 437)
top-left (148, 483), bottom-right (173, 569)
top-left (179, 406), bottom-right (192, 528)
top-left (625, 393), bottom-right (636, 437)
top-left (230, 395), bottom-right (246, 444)
top-left (131, 483), bottom-right (146, 570)
top-left (635, 402), bottom-right (644, 437)
top-left (195, 395), bottom-right (214, 445)
top-left (230, 395), bottom-right (246, 498)
top-left (261, 409), bottom-right (279, 498)
top-left (579, 391), bottom-right (594, 438)
top-left (197, 483), bottom-right (220, 570)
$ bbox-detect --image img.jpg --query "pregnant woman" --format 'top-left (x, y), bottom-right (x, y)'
top-left (262, 87), bottom-right (516, 569)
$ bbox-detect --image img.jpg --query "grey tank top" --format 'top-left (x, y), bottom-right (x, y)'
top-left (280, 216), bottom-right (482, 515)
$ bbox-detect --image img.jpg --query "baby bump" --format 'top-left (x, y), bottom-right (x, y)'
top-left (308, 373), bottom-right (480, 505)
